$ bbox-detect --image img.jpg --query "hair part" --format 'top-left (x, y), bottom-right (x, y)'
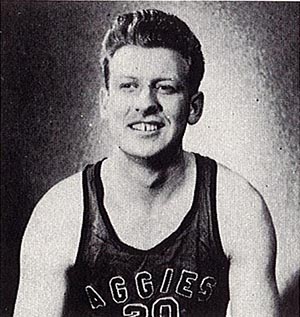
top-left (101, 9), bottom-right (205, 94)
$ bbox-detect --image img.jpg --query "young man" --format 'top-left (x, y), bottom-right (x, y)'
top-left (14, 9), bottom-right (280, 317)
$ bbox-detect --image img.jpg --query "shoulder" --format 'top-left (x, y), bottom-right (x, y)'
top-left (21, 171), bottom-right (84, 269)
top-left (216, 163), bottom-right (263, 211)
top-left (216, 163), bottom-right (276, 262)
top-left (15, 172), bottom-right (85, 316)
top-left (38, 171), bottom-right (83, 210)
top-left (214, 164), bottom-right (280, 315)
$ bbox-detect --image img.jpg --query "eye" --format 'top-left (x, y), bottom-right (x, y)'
top-left (156, 84), bottom-right (177, 95)
top-left (119, 82), bottom-right (138, 92)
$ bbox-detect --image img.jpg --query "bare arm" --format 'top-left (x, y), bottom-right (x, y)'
top-left (228, 195), bottom-right (280, 316)
top-left (217, 165), bottom-right (280, 316)
top-left (14, 173), bottom-right (83, 317)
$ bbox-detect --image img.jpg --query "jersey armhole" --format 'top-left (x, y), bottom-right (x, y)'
top-left (73, 159), bottom-right (108, 266)
top-left (72, 163), bottom-right (94, 265)
top-left (210, 161), bottom-right (228, 262)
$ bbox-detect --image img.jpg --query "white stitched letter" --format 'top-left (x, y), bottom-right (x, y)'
top-left (175, 269), bottom-right (198, 298)
top-left (135, 271), bottom-right (154, 299)
top-left (198, 276), bottom-right (217, 302)
top-left (85, 285), bottom-right (106, 309)
top-left (160, 268), bottom-right (174, 293)
top-left (109, 276), bottom-right (128, 304)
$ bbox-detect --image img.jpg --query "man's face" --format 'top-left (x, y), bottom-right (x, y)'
top-left (102, 45), bottom-right (196, 159)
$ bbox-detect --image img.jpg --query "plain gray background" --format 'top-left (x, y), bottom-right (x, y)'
top-left (1, 1), bottom-right (299, 316)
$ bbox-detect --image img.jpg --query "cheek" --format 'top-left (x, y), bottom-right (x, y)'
top-left (163, 97), bottom-right (189, 122)
top-left (107, 95), bottom-right (132, 118)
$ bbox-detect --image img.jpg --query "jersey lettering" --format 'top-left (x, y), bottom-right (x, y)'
top-left (198, 276), bottom-right (217, 301)
top-left (135, 271), bottom-right (154, 299)
top-left (160, 268), bottom-right (174, 293)
top-left (109, 276), bottom-right (128, 303)
top-left (123, 303), bottom-right (148, 317)
top-left (85, 269), bottom-right (217, 311)
top-left (124, 297), bottom-right (179, 317)
top-left (152, 297), bottom-right (180, 317)
top-left (85, 285), bottom-right (106, 309)
top-left (175, 269), bottom-right (198, 298)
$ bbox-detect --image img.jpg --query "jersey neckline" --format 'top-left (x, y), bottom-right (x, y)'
top-left (94, 153), bottom-right (202, 255)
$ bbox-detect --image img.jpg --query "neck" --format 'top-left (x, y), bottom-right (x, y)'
top-left (106, 146), bottom-right (189, 198)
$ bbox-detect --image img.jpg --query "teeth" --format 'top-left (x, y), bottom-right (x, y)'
top-left (131, 123), bottom-right (160, 131)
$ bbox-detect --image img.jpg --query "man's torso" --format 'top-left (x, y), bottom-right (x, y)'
top-left (63, 153), bottom-right (230, 317)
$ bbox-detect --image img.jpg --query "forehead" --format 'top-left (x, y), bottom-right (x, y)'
top-left (109, 45), bottom-right (189, 81)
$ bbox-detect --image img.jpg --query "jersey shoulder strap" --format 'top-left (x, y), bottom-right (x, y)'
top-left (75, 159), bottom-right (107, 265)
top-left (193, 153), bottom-right (225, 259)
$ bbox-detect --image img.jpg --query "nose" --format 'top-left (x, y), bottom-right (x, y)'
top-left (135, 86), bottom-right (161, 116)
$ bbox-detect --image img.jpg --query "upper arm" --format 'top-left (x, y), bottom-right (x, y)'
top-left (217, 165), bottom-right (280, 317)
top-left (14, 173), bottom-right (83, 317)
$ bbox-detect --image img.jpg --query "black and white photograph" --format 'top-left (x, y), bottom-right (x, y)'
top-left (1, 1), bottom-right (299, 316)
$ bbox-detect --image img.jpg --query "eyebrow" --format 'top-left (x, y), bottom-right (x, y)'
top-left (119, 76), bottom-right (138, 80)
top-left (154, 77), bottom-right (177, 82)
top-left (118, 76), bottom-right (178, 82)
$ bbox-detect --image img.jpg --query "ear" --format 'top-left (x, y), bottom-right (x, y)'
top-left (187, 91), bottom-right (204, 125)
top-left (99, 87), bottom-right (109, 120)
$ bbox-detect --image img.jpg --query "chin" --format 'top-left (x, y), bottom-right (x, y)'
top-left (119, 140), bottom-right (182, 165)
top-left (120, 147), bottom-right (163, 160)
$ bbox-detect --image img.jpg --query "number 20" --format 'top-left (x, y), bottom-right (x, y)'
top-left (123, 297), bottom-right (179, 317)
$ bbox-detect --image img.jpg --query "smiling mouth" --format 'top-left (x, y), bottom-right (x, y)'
top-left (129, 122), bottom-right (164, 132)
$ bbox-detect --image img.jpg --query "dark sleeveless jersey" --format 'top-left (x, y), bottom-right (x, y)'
top-left (63, 154), bottom-right (230, 317)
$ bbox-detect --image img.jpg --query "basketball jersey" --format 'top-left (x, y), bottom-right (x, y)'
top-left (63, 154), bottom-right (230, 317)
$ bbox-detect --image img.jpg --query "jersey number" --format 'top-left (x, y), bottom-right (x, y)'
top-left (123, 297), bottom-right (179, 317)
